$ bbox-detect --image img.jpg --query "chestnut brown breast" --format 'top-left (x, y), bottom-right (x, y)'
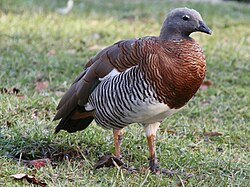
top-left (141, 39), bottom-right (206, 109)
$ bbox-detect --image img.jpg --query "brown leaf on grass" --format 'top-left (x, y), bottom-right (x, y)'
top-left (160, 129), bottom-right (177, 134)
top-left (28, 159), bottom-right (51, 169)
top-left (94, 155), bottom-right (124, 169)
top-left (199, 80), bottom-right (212, 91)
top-left (35, 81), bottom-right (49, 91)
top-left (11, 173), bottom-right (47, 187)
top-left (204, 132), bottom-right (223, 136)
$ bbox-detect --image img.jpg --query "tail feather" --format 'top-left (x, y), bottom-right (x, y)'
top-left (54, 106), bottom-right (94, 134)
top-left (55, 116), bottom-right (94, 133)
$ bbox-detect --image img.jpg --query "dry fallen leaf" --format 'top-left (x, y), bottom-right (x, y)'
top-left (200, 80), bottom-right (212, 91)
top-left (28, 159), bottom-right (51, 169)
top-left (11, 173), bottom-right (47, 187)
top-left (94, 155), bottom-right (124, 169)
top-left (11, 173), bottom-right (32, 179)
top-left (35, 81), bottom-right (49, 91)
top-left (204, 132), bottom-right (223, 137)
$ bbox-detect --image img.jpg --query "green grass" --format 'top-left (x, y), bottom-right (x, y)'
top-left (0, 0), bottom-right (250, 186)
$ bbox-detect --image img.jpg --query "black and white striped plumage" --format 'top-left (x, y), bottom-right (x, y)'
top-left (87, 66), bottom-right (176, 129)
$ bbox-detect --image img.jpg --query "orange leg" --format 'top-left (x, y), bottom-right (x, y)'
top-left (147, 134), bottom-right (159, 171)
top-left (113, 128), bottom-right (124, 159)
top-left (144, 122), bottom-right (160, 172)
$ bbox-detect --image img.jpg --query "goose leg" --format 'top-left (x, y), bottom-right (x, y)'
top-left (113, 128), bottom-right (124, 159)
top-left (144, 122), bottom-right (160, 172)
top-left (144, 123), bottom-right (176, 175)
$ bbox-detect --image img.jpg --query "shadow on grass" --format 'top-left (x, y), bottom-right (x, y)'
top-left (0, 127), bottom-right (105, 168)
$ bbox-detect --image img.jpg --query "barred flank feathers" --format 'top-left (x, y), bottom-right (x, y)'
top-left (87, 67), bottom-right (158, 129)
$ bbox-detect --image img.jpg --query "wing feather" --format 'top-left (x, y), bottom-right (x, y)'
top-left (54, 38), bottom-right (147, 120)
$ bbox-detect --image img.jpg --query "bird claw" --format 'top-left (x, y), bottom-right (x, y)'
top-left (94, 155), bottom-right (124, 169)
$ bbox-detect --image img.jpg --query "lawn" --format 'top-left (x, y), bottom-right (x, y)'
top-left (0, 0), bottom-right (249, 186)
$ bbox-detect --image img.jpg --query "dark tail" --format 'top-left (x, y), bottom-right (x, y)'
top-left (54, 108), bottom-right (94, 134)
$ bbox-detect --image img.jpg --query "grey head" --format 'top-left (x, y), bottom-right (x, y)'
top-left (160, 8), bottom-right (212, 40)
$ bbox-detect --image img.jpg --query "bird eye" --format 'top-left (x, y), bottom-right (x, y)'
top-left (182, 15), bottom-right (190, 21)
